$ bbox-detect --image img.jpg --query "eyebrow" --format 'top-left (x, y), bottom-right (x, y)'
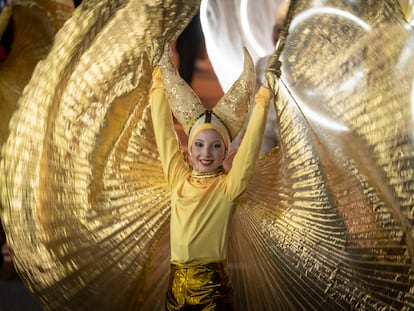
top-left (194, 139), bottom-right (222, 144)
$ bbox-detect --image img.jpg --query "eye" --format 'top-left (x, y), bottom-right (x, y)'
top-left (194, 141), bottom-right (203, 148)
top-left (213, 142), bottom-right (222, 149)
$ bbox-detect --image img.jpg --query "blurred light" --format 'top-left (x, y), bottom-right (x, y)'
top-left (290, 7), bottom-right (371, 31)
top-left (240, 0), bottom-right (269, 58)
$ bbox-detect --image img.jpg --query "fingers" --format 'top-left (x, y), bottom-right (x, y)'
top-left (265, 51), bottom-right (282, 79)
top-left (264, 50), bottom-right (282, 94)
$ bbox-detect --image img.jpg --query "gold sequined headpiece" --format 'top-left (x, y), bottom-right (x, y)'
top-left (161, 47), bottom-right (255, 145)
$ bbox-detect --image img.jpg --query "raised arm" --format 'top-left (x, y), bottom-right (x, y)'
top-left (226, 86), bottom-right (273, 198)
top-left (150, 66), bottom-right (186, 186)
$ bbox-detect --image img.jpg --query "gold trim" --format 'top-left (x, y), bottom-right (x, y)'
top-left (191, 167), bottom-right (225, 178)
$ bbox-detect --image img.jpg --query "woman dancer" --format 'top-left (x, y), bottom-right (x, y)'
top-left (150, 48), bottom-right (275, 309)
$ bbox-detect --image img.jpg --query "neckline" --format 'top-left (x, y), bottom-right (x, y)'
top-left (191, 167), bottom-right (225, 179)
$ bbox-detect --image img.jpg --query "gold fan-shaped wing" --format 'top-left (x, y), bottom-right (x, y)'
top-left (0, 1), bottom-right (200, 310)
top-left (232, 1), bottom-right (414, 309)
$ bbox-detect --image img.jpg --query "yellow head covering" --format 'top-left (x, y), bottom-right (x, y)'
top-left (188, 111), bottom-right (231, 150)
top-left (160, 47), bottom-right (256, 143)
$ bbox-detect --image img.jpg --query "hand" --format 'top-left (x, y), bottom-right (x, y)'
top-left (149, 41), bottom-right (173, 68)
top-left (158, 43), bottom-right (173, 66)
top-left (265, 50), bottom-right (281, 95)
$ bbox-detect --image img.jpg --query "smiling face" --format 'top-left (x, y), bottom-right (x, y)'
top-left (189, 129), bottom-right (226, 173)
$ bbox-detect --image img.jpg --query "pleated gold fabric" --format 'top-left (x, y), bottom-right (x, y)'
top-left (0, 0), bottom-right (74, 147)
top-left (0, 1), bottom-right (200, 310)
top-left (1, 0), bottom-right (414, 310)
top-left (227, 0), bottom-right (414, 310)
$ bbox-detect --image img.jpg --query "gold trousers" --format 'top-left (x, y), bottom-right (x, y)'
top-left (166, 261), bottom-right (233, 311)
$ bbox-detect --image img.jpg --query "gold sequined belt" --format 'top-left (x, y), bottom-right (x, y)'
top-left (166, 260), bottom-right (233, 310)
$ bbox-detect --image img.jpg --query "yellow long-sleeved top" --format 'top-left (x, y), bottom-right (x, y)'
top-left (150, 66), bottom-right (272, 263)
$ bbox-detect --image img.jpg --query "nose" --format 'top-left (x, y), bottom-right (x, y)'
top-left (201, 146), bottom-right (212, 157)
